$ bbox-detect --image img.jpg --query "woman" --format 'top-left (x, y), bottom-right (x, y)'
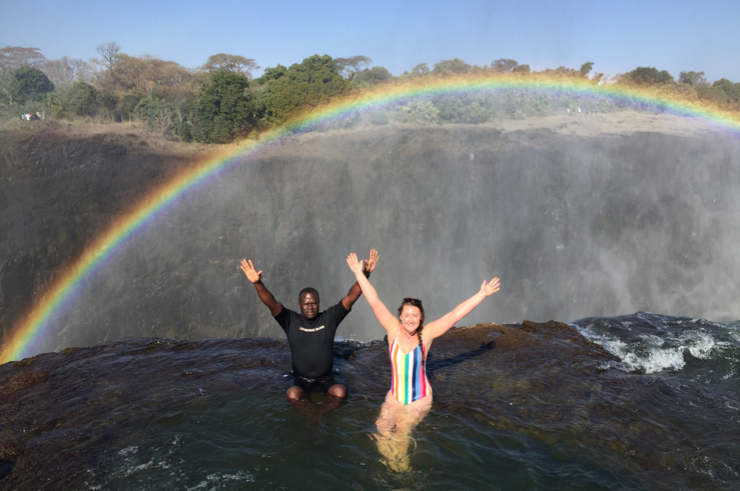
top-left (345, 253), bottom-right (501, 472)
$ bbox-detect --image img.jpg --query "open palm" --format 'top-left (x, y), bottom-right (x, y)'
top-left (480, 277), bottom-right (501, 296)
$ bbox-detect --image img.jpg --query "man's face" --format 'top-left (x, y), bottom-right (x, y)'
top-left (299, 292), bottom-right (319, 320)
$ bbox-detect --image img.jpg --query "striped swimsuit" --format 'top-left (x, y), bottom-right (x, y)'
top-left (389, 334), bottom-right (432, 404)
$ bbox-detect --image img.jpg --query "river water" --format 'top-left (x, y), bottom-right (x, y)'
top-left (1, 313), bottom-right (738, 490)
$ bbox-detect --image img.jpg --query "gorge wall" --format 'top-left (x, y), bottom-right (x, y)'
top-left (2, 119), bottom-right (740, 354)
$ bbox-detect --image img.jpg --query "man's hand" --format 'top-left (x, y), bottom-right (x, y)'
top-left (240, 259), bottom-right (262, 283)
top-left (241, 258), bottom-right (282, 316)
top-left (363, 248), bottom-right (379, 276)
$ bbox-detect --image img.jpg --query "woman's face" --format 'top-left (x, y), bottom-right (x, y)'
top-left (399, 305), bottom-right (422, 333)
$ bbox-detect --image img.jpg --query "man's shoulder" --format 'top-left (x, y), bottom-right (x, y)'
top-left (274, 304), bottom-right (299, 325)
top-left (319, 301), bottom-right (350, 323)
top-left (275, 304), bottom-right (297, 316)
top-left (324, 300), bottom-right (349, 314)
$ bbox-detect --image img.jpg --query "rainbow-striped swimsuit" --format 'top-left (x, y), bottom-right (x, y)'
top-left (389, 334), bottom-right (432, 404)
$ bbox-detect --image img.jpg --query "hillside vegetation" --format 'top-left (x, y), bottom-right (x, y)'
top-left (2, 45), bottom-right (739, 143)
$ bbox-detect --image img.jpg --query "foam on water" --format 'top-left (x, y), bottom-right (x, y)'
top-left (570, 312), bottom-right (737, 374)
top-left (186, 471), bottom-right (256, 490)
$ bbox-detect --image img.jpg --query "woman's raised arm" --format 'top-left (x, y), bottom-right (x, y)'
top-left (346, 253), bottom-right (399, 334)
top-left (423, 277), bottom-right (501, 341)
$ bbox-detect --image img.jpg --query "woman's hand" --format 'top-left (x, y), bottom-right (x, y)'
top-left (346, 253), bottom-right (365, 274)
top-left (480, 277), bottom-right (501, 297)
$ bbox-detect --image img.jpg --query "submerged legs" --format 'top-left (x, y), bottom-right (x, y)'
top-left (286, 383), bottom-right (347, 420)
top-left (373, 391), bottom-right (432, 472)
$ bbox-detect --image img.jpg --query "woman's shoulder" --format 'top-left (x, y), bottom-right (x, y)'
top-left (420, 326), bottom-right (435, 346)
top-left (385, 327), bottom-right (401, 343)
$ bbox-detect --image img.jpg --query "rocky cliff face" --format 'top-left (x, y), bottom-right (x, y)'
top-left (2, 120), bottom-right (740, 354)
top-left (0, 123), bottom-right (200, 348)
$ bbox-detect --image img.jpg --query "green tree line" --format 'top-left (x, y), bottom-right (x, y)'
top-left (2, 44), bottom-right (739, 143)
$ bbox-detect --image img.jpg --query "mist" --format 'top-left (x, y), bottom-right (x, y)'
top-left (21, 116), bottom-right (737, 354)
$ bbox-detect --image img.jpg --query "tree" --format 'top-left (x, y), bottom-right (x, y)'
top-left (695, 84), bottom-right (733, 106)
top-left (334, 56), bottom-right (372, 77)
top-left (5, 66), bottom-right (54, 105)
top-left (41, 57), bottom-right (92, 90)
top-left (96, 42), bottom-right (121, 72)
top-left (678, 71), bottom-right (707, 87)
top-left (491, 59), bottom-right (519, 72)
top-left (618, 67), bottom-right (674, 86)
top-left (0, 46), bottom-right (45, 76)
top-left (411, 63), bottom-right (430, 76)
top-left (491, 59), bottom-right (530, 75)
top-left (579, 62), bottom-right (602, 83)
top-left (98, 54), bottom-right (191, 95)
top-left (200, 53), bottom-right (259, 78)
top-left (579, 62), bottom-right (594, 77)
top-left (399, 63), bottom-right (430, 80)
top-left (255, 55), bottom-right (350, 127)
top-left (712, 79), bottom-right (740, 103)
top-left (256, 64), bottom-right (287, 84)
top-left (350, 66), bottom-right (393, 88)
top-left (148, 58), bottom-right (191, 86)
top-left (191, 69), bottom-right (255, 143)
top-left (432, 58), bottom-right (472, 76)
top-left (100, 54), bottom-right (149, 92)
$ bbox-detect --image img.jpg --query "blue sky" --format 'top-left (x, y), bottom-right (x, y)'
top-left (2, 0), bottom-right (739, 82)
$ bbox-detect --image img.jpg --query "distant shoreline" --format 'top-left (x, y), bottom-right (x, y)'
top-left (479, 110), bottom-right (721, 138)
top-left (2, 109), bottom-right (722, 154)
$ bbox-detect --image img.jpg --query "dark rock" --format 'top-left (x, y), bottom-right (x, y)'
top-left (0, 371), bottom-right (49, 394)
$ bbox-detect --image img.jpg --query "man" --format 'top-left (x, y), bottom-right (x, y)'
top-left (240, 249), bottom-right (378, 408)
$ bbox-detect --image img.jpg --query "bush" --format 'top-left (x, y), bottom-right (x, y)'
top-left (66, 81), bottom-right (98, 116)
top-left (317, 110), bottom-right (360, 132)
top-left (135, 96), bottom-right (167, 122)
top-left (96, 91), bottom-right (119, 117)
top-left (135, 96), bottom-right (176, 133)
top-left (369, 110), bottom-right (389, 126)
top-left (396, 101), bottom-right (439, 124)
top-left (118, 93), bottom-right (146, 121)
top-left (434, 95), bottom-right (491, 124)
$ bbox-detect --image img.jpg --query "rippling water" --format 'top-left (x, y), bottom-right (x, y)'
top-left (92, 394), bottom-right (643, 491)
top-left (1, 314), bottom-right (738, 490)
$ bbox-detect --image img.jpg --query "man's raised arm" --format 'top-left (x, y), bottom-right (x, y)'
top-left (342, 249), bottom-right (379, 310)
top-left (241, 259), bottom-right (282, 317)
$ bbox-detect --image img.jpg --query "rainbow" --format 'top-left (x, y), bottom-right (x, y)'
top-left (2, 74), bottom-right (740, 363)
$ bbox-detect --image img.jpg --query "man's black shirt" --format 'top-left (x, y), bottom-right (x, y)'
top-left (274, 301), bottom-right (350, 379)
